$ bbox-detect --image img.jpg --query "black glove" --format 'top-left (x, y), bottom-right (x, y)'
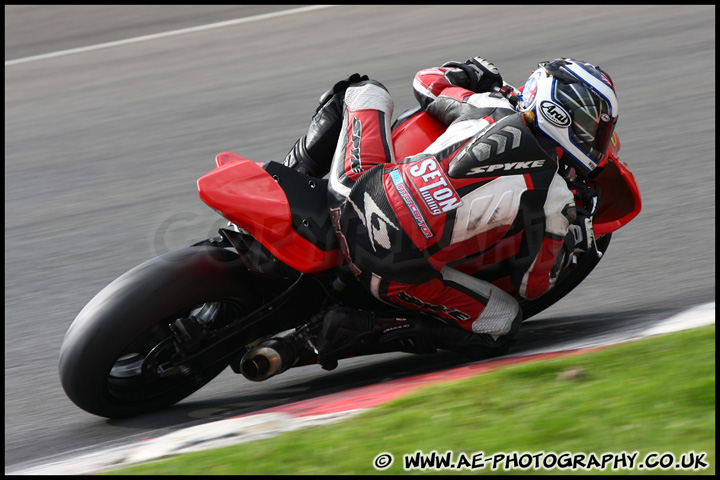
top-left (566, 181), bottom-right (599, 253)
top-left (553, 205), bottom-right (594, 277)
top-left (567, 208), bottom-right (593, 254)
top-left (442, 57), bottom-right (503, 93)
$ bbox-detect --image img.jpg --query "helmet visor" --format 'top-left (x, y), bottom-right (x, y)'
top-left (555, 82), bottom-right (616, 163)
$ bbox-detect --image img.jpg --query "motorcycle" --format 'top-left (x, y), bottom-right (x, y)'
top-left (58, 105), bottom-right (642, 418)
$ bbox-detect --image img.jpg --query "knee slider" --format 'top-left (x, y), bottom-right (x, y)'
top-left (344, 80), bottom-right (394, 114)
top-left (318, 73), bottom-right (370, 107)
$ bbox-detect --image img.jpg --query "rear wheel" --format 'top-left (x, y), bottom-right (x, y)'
top-left (59, 246), bottom-right (263, 418)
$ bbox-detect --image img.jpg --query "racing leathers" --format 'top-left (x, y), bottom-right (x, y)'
top-left (291, 62), bottom-right (580, 368)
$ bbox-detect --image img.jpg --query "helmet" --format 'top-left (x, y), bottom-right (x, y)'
top-left (519, 58), bottom-right (618, 174)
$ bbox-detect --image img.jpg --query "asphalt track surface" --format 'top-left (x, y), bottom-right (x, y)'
top-left (5, 5), bottom-right (716, 473)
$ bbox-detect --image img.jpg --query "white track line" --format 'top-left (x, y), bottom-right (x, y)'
top-left (5, 5), bottom-right (336, 67)
top-left (642, 302), bottom-right (715, 336)
top-left (7, 410), bottom-right (367, 475)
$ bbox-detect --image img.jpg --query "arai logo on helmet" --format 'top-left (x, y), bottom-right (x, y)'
top-left (539, 101), bottom-right (571, 127)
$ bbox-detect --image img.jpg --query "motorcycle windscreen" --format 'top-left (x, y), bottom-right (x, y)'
top-left (197, 153), bottom-right (342, 273)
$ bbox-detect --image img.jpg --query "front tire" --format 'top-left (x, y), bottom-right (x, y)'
top-left (59, 246), bottom-right (262, 418)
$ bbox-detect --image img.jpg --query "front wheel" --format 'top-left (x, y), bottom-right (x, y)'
top-left (59, 246), bottom-right (263, 418)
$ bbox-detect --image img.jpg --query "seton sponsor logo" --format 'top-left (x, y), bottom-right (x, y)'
top-left (406, 157), bottom-right (462, 215)
top-left (539, 101), bottom-right (571, 127)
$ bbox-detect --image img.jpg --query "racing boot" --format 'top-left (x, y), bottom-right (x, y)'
top-left (283, 73), bottom-right (369, 177)
top-left (316, 307), bottom-right (523, 370)
top-left (427, 310), bottom-right (523, 361)
top-left (317, 307), bottom-right (436, 370)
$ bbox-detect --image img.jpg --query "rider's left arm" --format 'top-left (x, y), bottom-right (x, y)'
top-left (412, 66), bottom-right (475, 110)
top-left (518, 175), bottom-right (576, 300)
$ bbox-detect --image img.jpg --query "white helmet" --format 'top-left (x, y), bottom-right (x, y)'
top-left (519, 58), bottom-right (618, 174)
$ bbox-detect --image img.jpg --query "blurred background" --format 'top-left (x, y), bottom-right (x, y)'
top-left (5, 4), bottom-right (715, 472)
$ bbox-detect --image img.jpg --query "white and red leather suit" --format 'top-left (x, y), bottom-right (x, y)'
top-left (326, 65), bottom-right (576, 343)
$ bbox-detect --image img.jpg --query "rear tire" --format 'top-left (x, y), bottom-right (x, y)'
top-left (59, 246), bottom-right (262, 418)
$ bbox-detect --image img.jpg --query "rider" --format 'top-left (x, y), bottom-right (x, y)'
top-left (283, 57), bottom-right (618, 370)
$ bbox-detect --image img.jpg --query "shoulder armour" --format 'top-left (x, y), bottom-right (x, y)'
top-left (448, 113), bottom-right (556, 178)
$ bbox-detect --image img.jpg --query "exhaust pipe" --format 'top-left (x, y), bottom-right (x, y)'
top-left (240, 338), bottom-right (297, 381)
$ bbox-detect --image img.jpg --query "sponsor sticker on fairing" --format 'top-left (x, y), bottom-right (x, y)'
top-left (406, 157), bottom-right (463, 215)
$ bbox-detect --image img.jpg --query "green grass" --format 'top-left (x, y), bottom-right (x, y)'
top-left (105, 325), bottom-right (715, 475)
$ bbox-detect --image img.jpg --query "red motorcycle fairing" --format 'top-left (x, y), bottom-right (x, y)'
top-left (592, 133), bottom-right (642, 235)
top-left (197, 152), bottom-right (342, 273)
